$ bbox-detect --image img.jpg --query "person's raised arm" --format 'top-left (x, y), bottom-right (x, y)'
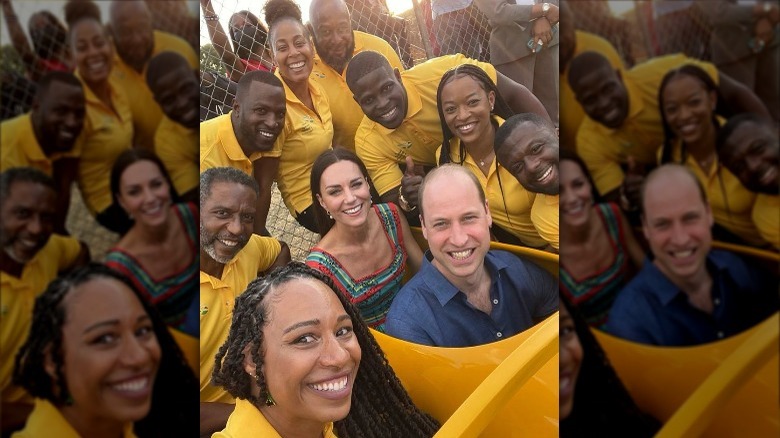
top-left (51, 157), bottom-right (78, 234)
top-left (199, 401), bottom-right (234, 438)
top-left (1, 0), bottom-right (39, 79)
top-left (717, 70), bottom-right (772, 121)
top-left (398, 207), bottom-right (423, 273)
top-left (200, 0), bottom-right (243, 80)
top-left (252, 156), bottom-right (279, 236)
top-left (495, 72), bottom-right (553, 124)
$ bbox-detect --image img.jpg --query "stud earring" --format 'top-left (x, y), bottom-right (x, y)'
top-left (326, 210), bottom-right (333, 219)
top-left (370, 196), bottom-right (373, 206)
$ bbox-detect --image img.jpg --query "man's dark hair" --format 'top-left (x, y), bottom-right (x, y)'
top-left (145, 51), bottom-right (193, 90)
top-left (199, 167), bottom-right (260, 210)
top-left (494, 113), bottom-right (555, 156)
top-left (345, 50), bottom-right (394, 93)
top-left (235, 70), bottom-right (284, 100)
top-left (34, 71), bottom-right (83, 103)
top-left (567, 51), bottom-right (615, 90)
top-left (0, 167), bottom-right (57, 201)
top-left (715, 112), bottom-right (769, 154)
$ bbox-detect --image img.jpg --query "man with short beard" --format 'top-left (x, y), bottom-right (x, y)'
top-left (198, 167), bottom-right (290, 437)
top-left (0, 168), bottom-right (89, 435)
top-left (1, 72), bottom-right (86, 233)
top-left (108, 0), bottom-right (198, 148)
top-left (308, 0), bottom-right (405, 151)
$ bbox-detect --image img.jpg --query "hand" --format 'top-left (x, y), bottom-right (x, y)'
top-left (545, 4), bottom-right (559, 25)
top-left (620, 156), bottom-right (645, 211)
top-left (532, 16), bottom-right (553, 48)
top-left (401, 156), bottom-right (425, 208)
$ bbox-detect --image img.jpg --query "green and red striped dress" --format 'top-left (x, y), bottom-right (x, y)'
top-left (306, 203), bottom-right (409, 332)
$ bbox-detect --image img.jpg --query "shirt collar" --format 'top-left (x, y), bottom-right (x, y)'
top-left (419, 250), bottom-right (506, 306)
top-left (643, 252), bottom-right (729, 305)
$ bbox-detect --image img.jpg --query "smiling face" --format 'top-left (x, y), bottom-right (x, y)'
top-left (642, 167), bottom-right (713, 284)
top-left (559, 159), bottom-right (595, 229)
top-left (661, 74), bottom-right (717, 147)
top-left (270, 19), bottom-right (314, 86)
top-left (351, 66), bottom-right (408, 129)
top-left (109, 2), bottom-right (154, 70)
top-left (421, 169), bottom-right (492, 284)
top-left (56, 277), bottom-right (160, 428)
top-left (570, 65), bottom-right (629, 129)
top-left (317, 160), bottom-right (371, 227)
top-left (257, 278), bottom-right (360, 430)
top-left (71, 19), bottom-right (114, 85)
top-left (234, 81), bottom-right (286, 155)
top-left (34, 80), bottom-right (86, 154)
top-left (559, 303), bottom-right (582, 420)
top-left (496, 121), bottom-right (560, 195)
top-left (440, 75), bottom-right (495, 148)
top-left (310, 1), bottom-right (355, 73)
top-left (150, 66), bottom-right (200, 130)
top-left (116, 160), bottom-right (172, 228)
top-left (1, 181), bottom-right (56, 263)
top-left (200, 181), bottom-right (256, 264)
top-left (719, 120), bottom-right (779, 194)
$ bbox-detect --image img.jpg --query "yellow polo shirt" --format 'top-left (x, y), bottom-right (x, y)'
top-left (661, 136), bottom-right (763, 246)
top-left (576, 54), bottom-right (718, 196)
top-left (111, 30), bottom-right (198, 149)
top-left (12, 399), bottom-right (136, 438)
top-left (560, 30), bottom-right (624, 151)
top-left (274, 73), bottom-right (333, 216)
top-left (200, 112), bottom-right (282, 174)
top-left (200, 235), bottom-right (282, 403)
top-left (753, 194), bottom-right (779, 250)
top-left (155, 115), bottom-right (197, 196)
top-left (213, 399), bottom-right (336, 438)
top-left (1, 235), bottom-right (82, 403)
top-left (436, 136), bottom-right (545, 248)
top-left (355, 54), bottom-right (498, 196)
top-left (310, 30), bottom-right (404, 151)
top-left (76, 75), bottom-right (133, 214)
top-left (531, 194), bottom-right (559, 250)
top-left (0, 113), bottom-right (80, 174)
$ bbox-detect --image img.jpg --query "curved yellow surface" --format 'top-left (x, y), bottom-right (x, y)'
top-left (372, 312), bottom-right (559, 437)
top-left (169, 327), bottom-right (199, 373)
top-left (594, 312), bottom-right (779, 437)
top-left (409, 226), bottom-right (559, 277)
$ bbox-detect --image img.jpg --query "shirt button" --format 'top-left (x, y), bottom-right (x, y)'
top-left (496, 332), bottom-right (503, 338)
top-left (714, 298), bottom-right (721, 306)
top-left (493, 299), bottom-right (499, 305)
top-left (717, 331), bottom-right (725, 338)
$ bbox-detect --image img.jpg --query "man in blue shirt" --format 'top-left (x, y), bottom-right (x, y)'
top-left (609, 164), bottom-right (777, 346)
top-left (385, 164), bottom-right (557, 347)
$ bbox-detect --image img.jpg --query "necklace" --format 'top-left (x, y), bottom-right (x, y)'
top-left (478, 152), bottom-right (494, 167)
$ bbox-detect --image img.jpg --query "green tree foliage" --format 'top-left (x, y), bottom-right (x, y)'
top-left (200, 43), bottom-right (226, 75)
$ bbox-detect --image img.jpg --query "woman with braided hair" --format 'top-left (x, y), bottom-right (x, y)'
top-left (11, 263), bottom-right (198, 437)
top-left (435, 63), bottom-right (545, 249)
top-left (212, 262), bottom-right (439, 437)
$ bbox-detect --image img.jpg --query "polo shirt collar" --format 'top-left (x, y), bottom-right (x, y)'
top-left (216, 111), bottom-right (251, 162)
top-left (21, 114), bottom-right (47, 162)
top-left (643, 252), bottom-right (728, 306)
top-left (419, 250), bottom-right (507, 307)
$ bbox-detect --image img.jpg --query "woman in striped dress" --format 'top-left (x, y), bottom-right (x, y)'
top-left (104, 149), bottom-right (198, 336)
top-left (306, 149), bottom-right (423, 331)
top-left (559, 150), bottom-right (646, 330)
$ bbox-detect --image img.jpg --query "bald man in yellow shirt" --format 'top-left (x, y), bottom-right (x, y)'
top-left (108, 0), bottom-right (198, 149)
top-left (308, 0), bottom-right (405, 151)
top-left (0, 72), bottom-right (86, 233)
top-left (199, 167), bottom-right (290, 436)
top-left (346, 51), bottom-right (551, 215)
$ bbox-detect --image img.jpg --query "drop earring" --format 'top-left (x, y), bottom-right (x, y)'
top-left (327, 210), bottom-right (333, 219)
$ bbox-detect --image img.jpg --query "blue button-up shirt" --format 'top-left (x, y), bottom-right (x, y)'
top-left (608, 250), bottom-right (778, 346)
top-left (385, 250), bottom-right (558, 347)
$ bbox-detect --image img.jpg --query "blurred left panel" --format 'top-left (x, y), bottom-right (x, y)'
top-left (0, 1), bottom-right (200, 437)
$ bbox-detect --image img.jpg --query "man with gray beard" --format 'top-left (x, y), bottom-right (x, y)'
top-left (198, 167), bottom-right (290, 436)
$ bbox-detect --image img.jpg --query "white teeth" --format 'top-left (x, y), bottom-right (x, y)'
top-left (457, 122), bottom-right (475, 133)
top-left (761, 167), bottom-right (777, 184)
top-left (679, 123), bottom-right (698, 135)
top-left (537, 165), bottom-right (553, 182)
top-left (381, 107), bottom-right (397, 119)
top-left (219, 239), bottom-right (238, 247)
top-left (113, 377), bottom-right (148, 392)
top-left (344, 205), bottom-right (362, 214)
top-left (672, 249), bottom-right (694, 258)
top-left (290, 61), bottom-right (305, 69)
top-left (19, 239), bottom-right (38, 248)
top-left (450, 249), bottom-right (472, 260)
top-left (310, 376), bottom-right (347, 392)
top-left (258, 130), bottom-right (274, 138)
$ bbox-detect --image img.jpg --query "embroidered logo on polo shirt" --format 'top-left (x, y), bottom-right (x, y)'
top-left (312, 71), bottom-right (325, 79)
top-left (200, 305), bottom-right (209, 316)
top-left (393, 141), bottom-right (413, 161)
top-left (301, 115), bottom-right (315, 133)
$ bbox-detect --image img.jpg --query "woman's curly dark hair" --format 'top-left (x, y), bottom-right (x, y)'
top-left (12, 263), bottom-right (198, 438)
top-left (212, 262), bottom-right (440, 437)
top-left (263, 0), bottom-right (308, 39)
top-left (435, 64), bottom-right (513, 166)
